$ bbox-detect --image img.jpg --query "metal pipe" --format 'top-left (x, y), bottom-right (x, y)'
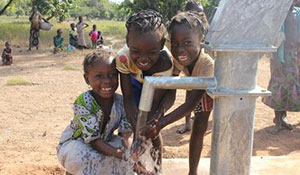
top-left (210, 52), bottom-right (259, 175)
top-left (136, 77), bottom-right (216, 137)
top-left (139, 77), bottom-right (216, 112)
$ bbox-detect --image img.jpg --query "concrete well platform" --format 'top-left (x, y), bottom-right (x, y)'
top-left (162, 156), bottom-right (300, 175)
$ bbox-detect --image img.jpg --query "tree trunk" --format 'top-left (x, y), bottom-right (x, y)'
top-left (0, 0), bottom-right (14, 15)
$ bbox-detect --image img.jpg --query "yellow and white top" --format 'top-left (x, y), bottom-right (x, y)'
top-left (115, 45), bottom-right (176, 83)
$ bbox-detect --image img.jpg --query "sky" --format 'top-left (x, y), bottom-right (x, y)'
top-left (109, 0), bottom-right (124, 4)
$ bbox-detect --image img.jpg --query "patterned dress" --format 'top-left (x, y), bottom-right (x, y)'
top-left (29, 12), bottom-right (43, 48)
top-left (57, 91), bottom-right (133, 175)
top-left (263, 7), bottom-right (300, 111)
top-left (263, 47), bottom-right (300, 111)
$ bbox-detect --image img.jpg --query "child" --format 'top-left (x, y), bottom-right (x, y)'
top-left (143, 11), bottom-right (213, 175)
top-left (89, 24), bottom-right (99, 49)
top-left (53, 29), bottom-right (64, 54)
top-left (176, 0), bottom-right (206, 134)
top-left (68, 23), bottom-right (78, 49)
top-left (2, 41), bottom-right (13, 65)
top-left (57, 50), bottom-right (136, 174)
top-left (115, 9), bottom-right (176, 172)
top-left (97, 31), bottom-right (104, 47)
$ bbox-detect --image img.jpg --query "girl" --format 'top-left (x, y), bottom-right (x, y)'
top-left (177, 0), bottom-right (206, 135)
top-left (76, 16), bottom-right (89, 49)
top-left (144, 11), bottom-right (213, 175)
top-left (89, 24), bottom-right (99, 49)
top-left (115, 9), bottom-right (176, 172)
top-left (57, 50), bottom-right (136, 175)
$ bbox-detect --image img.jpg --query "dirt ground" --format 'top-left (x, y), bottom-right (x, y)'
top-left (0, 48), bottom-right (299, 175)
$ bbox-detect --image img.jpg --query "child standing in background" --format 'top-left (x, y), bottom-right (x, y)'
top-left (68, 23), bottom-right (78, 49)
top-left (53, 29), bottom-right (64, 54)
top-left (2, 41), bottom-right (13, 65)
top-left (89, 24), bottom-right (99, 49)
top-left (115, 10), bottom-right (176, 173)
top-left (143, 11), bottom-right (213, 175)
top-left (97, 31), bottom-right (104, 47)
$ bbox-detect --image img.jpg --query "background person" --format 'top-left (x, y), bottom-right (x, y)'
top-left (263, 0), bottom-right (300, 134)
top-left (28, 6), bottom-right (48, 51)
top-left (76, 16), bottom-right (89, 49)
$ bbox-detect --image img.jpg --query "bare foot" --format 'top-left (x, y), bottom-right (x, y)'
top-left (176, 122), bottom-right (191, 134)
top-left (270, 124), bottom-right (283, 135)
top-left (271, 113), bottom-right (293, 134)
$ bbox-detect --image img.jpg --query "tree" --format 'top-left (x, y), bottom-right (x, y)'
top-left (119, 0), bottom-right (221, 21)
top-left (32, 0), bottom-right (76, 21)
top-left (0, 0), bottom-right (14, 15)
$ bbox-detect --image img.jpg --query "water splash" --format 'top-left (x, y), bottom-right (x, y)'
top-left (123, 136), bottom-right (161, 175)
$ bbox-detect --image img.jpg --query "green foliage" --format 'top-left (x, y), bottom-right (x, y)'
top-left (0, 0), bottom-right (31, 17)
top-left (201, 0), bottom-right (220, 19)
top-left (119, 0), bottom-right (221, 21)
top-left (70, 0), bottom-right (118, 20)
top-left (33, 0), bottom-right (76, 21)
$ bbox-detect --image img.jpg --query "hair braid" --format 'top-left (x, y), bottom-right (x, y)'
top-left (126, 9), bottom-right (165, 37)
top-left (168, 11), bottom-right (209, 38)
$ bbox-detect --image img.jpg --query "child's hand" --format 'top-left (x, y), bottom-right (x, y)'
top-left (140, 119), bottom-right (161, 139)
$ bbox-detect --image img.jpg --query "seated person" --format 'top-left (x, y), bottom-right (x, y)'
top-left (53, 29), bottom-right (65, 54)
top-left (2, 41), bottom-right (13, 65)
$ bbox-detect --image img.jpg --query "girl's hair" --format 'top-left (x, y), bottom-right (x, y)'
top-left (126, 9), bottom-right (165, 40)
top-left (93, 24), bottom-right (96, 28)
top-left (185, 0), bottom-right (203, 12)
top-left (168, 11), bottom-right (209, 38)
top-left (83, 49), bottom-right (115, 74)
top-left (5, 41), bottom-right (10, 45)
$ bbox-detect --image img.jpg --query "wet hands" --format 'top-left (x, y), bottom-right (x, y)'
top-left (141, 118), bottom-right (161, 139)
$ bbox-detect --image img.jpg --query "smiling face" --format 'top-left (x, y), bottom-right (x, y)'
top-left (84, 60), bottom-right (118, 99)
top-left (170, 23), bottom-right (202, 67)
top-left (126, 31), bottom-right (163, 71)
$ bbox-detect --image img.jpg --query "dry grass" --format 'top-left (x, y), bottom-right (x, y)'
top-left (6, 77), bottom-right (32, 86)
top-left (63, 64), bottom-right (78, 71)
